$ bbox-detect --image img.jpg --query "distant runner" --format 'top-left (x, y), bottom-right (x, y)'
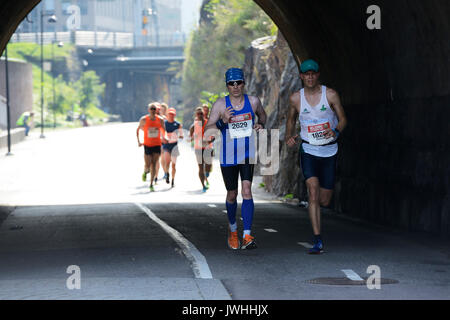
top-left (137, 102), bottom-right (168, 192)
top-left (202, 104), bottom-right (214, 187)
top-left (286, 59), bottom-right (348, 254)
top-left (190, 107), bottom-right (212, 193)
top-left (162, 108), bottom-right (184, 187)
top-left (205, 67), bottom-right (266, 250)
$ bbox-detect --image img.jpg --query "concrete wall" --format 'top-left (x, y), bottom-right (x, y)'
top-left (0, 58), bottom-right (33, 130)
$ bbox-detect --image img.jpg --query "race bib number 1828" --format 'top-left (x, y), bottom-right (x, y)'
top-left (307, 122), bottom-right (334, 146)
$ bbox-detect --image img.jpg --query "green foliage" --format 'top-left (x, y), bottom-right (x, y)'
top-left (4, 42), bottom-right (106, 126)
top-left (182, 0), bottom-right (277, 111)
top-left (76, 71), bottom-right (105, 111)
top-left (199, 91), bottom-right (227, 108)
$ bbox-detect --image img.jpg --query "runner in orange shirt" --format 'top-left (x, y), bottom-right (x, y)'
top-left (137, 102), bottom-right (168, 192)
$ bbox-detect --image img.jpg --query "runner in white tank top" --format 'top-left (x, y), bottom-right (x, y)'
top-left (299, 85), bottom-right (339, 158)
top-left (285, 59), bottom-right (348, 254)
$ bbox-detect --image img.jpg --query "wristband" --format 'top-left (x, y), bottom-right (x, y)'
top-left (216, 119), bottom-right (227, 130)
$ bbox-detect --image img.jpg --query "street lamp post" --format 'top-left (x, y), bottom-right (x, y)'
top-left (4, 43), bottom-right (12, 156)
top-left (40, 11), bottom-right (57, 138)
top-left (51, 40), bottom-right (64, 129)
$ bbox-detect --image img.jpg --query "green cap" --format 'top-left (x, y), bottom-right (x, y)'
top-left (300, 59), bottom-right (319, 73)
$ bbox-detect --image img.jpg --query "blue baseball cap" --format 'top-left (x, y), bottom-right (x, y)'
top-left (225, 68), bottom-right (245, 83)
top-left (300, 59), bottom-right (319, 73)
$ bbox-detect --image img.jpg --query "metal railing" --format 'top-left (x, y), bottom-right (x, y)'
top-left (10, 31), bottom-right (186, 48)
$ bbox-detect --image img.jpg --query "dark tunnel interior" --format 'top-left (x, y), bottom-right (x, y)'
top-left (0, 0), bottom-right (449, 237)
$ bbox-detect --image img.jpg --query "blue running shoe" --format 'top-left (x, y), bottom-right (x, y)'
top-left (308, 239), bottom-right (324, 254)
top-left (202, 186), bottom-right (207, 193)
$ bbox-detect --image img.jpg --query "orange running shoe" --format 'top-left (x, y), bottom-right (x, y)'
top-left (228, 230), bottom-right (240, 250)
top-left (241, 234), bottom-right (257, 250)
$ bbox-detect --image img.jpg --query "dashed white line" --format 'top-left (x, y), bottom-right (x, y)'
top-left (264, 228), bottom-right (278, 233)
top-left (297, 242), bottom-right (313, 249)
top-left (342, 269), bottom-right (364, 281)
top-left (208, 204), bottom-right (217, 208)
top-left (222, 210), bottom-right (227, 214)
top-left (135, 202), bottom-right (213, 279)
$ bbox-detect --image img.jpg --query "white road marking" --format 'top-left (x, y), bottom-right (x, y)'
top-left (222, 210), bottom-right (227, 214)
top-left (264, 228), bottom-right (278, 233)
top-left (342, 269), bottom-right (364, 281)
top-left (135, 202), bottom-right (213, 279)
top-left (297, 242), bottom-right (313, 249)
top-left (208, 204), bottom-right (217, 208)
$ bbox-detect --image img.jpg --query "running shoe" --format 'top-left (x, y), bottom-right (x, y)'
top-left (171, 179), bottom-right (174, 188)
top-left (154, 177), bottom-right (158, 185)
top-left (166, 173), bottom-right (170, 184)
top-left (241, 234), bottom-right (257, 250)
top-left (149, 185), bottom-right (155, 192)
top-left (228, 230), bottom-right (240, 250)
top-left (202, 186), bottom-right (207, 193)
top-left (205, 180), bottom-right (210, 189)
top-left (142, 172), bottom-right (147, 182)
top-left (308, 239), bottom-right (324, 254)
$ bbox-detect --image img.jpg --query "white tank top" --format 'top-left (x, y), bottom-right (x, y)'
top-left (299, 85), bottom-right (338, 157)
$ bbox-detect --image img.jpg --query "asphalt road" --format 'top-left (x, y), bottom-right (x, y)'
top-left (0, 123), bottom-right (449, 300)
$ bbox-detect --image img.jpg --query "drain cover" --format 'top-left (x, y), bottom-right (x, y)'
top-left (306, 277), bottom-right (399, 286)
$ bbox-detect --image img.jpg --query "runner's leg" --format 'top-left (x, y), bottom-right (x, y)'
top-left (305, 177), bottom-right (321, 235)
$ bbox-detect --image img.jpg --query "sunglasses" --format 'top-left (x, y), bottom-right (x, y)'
top-left (227, 80), bottom-right (244, 87)
top-left (150, 107), bottom-right (156, 111)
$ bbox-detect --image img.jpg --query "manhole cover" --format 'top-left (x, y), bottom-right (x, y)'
top-left (306, 277), bottom-right (399, 286)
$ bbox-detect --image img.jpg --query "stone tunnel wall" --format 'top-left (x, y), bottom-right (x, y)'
top-left (250, 0), bottom-right (450, 238)
top-left (0, 0), bottom-right (449, 237)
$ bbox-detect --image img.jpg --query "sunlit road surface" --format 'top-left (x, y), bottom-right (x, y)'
top-left (0, 122), bottom-right (244, 206)
top-left (0, 123), bottom-right (449, 300)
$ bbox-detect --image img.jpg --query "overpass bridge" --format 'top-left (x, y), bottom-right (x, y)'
top-left (10, 31), bottom-right (186, 121)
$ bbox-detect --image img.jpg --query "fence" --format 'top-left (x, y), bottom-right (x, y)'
top-left (10, 31), bottom-right (186, 48)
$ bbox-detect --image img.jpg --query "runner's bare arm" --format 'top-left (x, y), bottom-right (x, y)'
top-left (159, 118), bottom-right (168, 144)
top-left (325, 88), bottom-right (347, 139)
top-left (285, 92), bottom-right (300, 147)
top-left (137, 117), bottom-right (146, 146)
top-left (178, 124), bottom-right (184, 139)
top-left (204, 98), bottom-right (226, 144)
top-left (251, 96), bottom-right (266, 131)
top-left (204, 98), bottom-right (225, 132)
top-left (189, 124), bottom-right (194, 140)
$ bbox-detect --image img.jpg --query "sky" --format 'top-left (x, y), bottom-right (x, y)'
top-left (181, 0), bottom-right (203, 35)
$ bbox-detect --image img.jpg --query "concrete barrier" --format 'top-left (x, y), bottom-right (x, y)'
top-left (0, 128), bottom-right (26, 150)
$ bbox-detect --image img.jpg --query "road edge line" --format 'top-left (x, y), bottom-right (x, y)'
top-left (135, 202), bottom-right (213, 280)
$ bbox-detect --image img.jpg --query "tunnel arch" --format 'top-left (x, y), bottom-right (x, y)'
top-left (1, 0), bottom-right (449, 237)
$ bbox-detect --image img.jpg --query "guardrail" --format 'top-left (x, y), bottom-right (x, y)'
top-left (10, 31), bottom-right (186, 48)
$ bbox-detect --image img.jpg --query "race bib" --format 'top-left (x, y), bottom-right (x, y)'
top-left (147, 127), bottom-right (159, 138)
top-left (167, 131), bottom-right (178, 143)
top-left (229, 113), bottom-right (253, 139)
top-left (307, 122), bottom-right (334, 146)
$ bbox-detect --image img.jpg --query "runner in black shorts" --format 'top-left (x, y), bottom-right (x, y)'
top-left (286, 59), bottom-right (347, 254)
top-left (204, 67), bottom-right (266, 250)
top-left (162, 108), bottom-right (183, 187)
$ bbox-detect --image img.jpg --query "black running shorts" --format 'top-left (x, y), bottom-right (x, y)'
top-left (144, 145), bottom-right (161, 155)
top-left (220, 162), bottom-right (254, 191)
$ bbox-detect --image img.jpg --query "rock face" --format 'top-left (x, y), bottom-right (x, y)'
top-left (243, 33), bottom-right (306, 200)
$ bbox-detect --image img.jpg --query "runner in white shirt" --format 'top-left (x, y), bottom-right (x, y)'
top-left (285, 59), bottom-right (348, 254)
